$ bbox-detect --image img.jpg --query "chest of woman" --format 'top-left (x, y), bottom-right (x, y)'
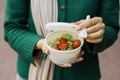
top-left (58, 0), bottom-right (100, 22)
top-left (28, 0), bottom-right (100, 32)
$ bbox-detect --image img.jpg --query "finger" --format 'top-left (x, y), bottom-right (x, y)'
top-left (86, 36), bottom-right (103, 43)
top-left (86, 23), bottom-right (105, 34)
top-left (45, 50), bottom-right (50, 54)
top-left (87, 17), bottom-right (103, 26)
top-left (73, 51), bottom-right (84, 63)
top-left (87, 29), bottom-right (105, 39)
top-left (73, 20), bottom-right (85, 25)
top-left (63, 63), bottom-right (72, 67)
top-left (42, 49), bottom-right (50, 55)
top-left (42, 45), bottom-right (50, 55)
top-left (80, 51), bottom-right (85, 56)
top-left (76, 17), bottom-right (103, 30)
top-left (75, 57), bottom-right (83, 63)
top-left (76, 51), bottom-right (84, 59)
top-left (56, 63), bottom-right (72, 67)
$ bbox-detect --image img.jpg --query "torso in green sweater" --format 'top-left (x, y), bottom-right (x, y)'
top-left (4, 0), bottom-right (119, 80)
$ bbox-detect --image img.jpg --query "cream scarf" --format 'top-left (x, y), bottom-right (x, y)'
top-left (31, 0), bottom-right (58, 36)
top-left (29, 0), bottom-right (58, 80)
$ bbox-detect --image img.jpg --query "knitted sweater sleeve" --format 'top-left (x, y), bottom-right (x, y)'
top-left (4, 0), bottom-right (42, 63)
top-left (92, 0), bottom-right (119, 54)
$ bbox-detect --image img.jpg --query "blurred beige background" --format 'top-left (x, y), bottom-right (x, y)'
top-left (0, 0), bottom-right (120, 80)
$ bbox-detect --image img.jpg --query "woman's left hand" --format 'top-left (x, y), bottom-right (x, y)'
top-left (74, 17), bottom-right (105, 43)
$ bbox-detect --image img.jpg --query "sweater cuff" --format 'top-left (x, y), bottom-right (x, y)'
top-left (17, 32), bottom-right (43, 63)
top-left (92, 26), bottom-right (118, 54)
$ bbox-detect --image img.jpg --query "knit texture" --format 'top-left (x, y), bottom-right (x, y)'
top-left (4, 0), bottom-right (119, 80)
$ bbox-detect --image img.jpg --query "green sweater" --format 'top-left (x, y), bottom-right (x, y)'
top-left (4, 0), bottom-right (119, 80)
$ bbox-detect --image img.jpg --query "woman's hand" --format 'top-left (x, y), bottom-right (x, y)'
top-left (74, 17), bottom-right (105, 43)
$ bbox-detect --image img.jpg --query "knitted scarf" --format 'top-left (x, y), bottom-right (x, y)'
top-left (31, 0), bottom-right (58, 36)
top-left (29, 0), bottom-right (58, 80)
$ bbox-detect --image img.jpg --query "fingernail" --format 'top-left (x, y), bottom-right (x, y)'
top-left (45, 50), bottom-right (49, 54)
top-left (80, 58), bottom-right (83, 61)
top-left (64, 64), bottom-right (72, 67)
top-left (77, 58), bottom-right (83, 62)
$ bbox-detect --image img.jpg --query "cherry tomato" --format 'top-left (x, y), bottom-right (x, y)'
top-left (72, 39), bottom-right (81, 49)
top-left (58, 43), bottom-right (68, 50)
top-left (59, 37), bottom-right (67, 43)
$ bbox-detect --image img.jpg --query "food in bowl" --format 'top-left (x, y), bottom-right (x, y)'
top-left (45, 31), bottom-right (84, 64)
top-left (48, 33), bottom-right (81, 51)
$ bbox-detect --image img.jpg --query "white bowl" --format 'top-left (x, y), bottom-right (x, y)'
top-left (45, 31), bottom-right (84, 64)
